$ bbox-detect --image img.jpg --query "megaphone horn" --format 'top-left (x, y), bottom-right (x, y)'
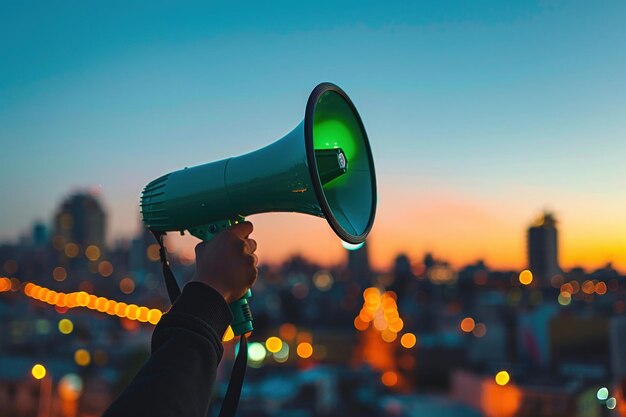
top-left (141, 82), bottom-right (377, 335)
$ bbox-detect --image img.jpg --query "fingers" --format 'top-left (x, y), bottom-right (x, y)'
top-left (229, 222), bottom-right (257, 254)
top-left (247, 254), bottom-right (259, 285)
top-left (249, 253), bottom-right (258, 266)
top-left (230, 221), bottom-right (253, 239)
top-left (245, 238), bottom-right (257, 254)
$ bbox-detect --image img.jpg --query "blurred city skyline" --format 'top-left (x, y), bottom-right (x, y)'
top-left (2, 186), bottom-right (624, 417)
top-left (2, 187), bottom-right (622, 276)
top-left (2, 1), bottom-right (626, 272)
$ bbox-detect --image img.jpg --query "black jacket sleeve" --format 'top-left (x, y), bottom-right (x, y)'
top-left (102, 282), bottom-right (233, 417)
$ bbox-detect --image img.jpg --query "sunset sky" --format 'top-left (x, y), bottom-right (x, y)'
top-left (1, 1), bottom-right (625, 272)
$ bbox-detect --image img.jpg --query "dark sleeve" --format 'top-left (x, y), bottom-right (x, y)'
top-left (102, 282), bottom-right (233, 417)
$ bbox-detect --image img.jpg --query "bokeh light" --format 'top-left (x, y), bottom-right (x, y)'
top-left (597, 387), bottom-right (609, 401)
top-left (137, 306), bottom-right (149, 322)
top-left (495, 370), bottom-right (510, 386)
top-left (312, 270), bottom-right (334, 291)
top-left (279, 323), bottom-right (297, 340)
top-left (52, 267), bottom-right (67, 282)
top-left (98, 261), bottom-right (113, 277)
top-left (74, 349), bottom-right (91, 366)
top-left (518, 270), bottom-right (533, 285)
top-left (595, 282), bottom-right (607, 295)
top-left (607, 397), bottom-right (616, 409)
top-left (148, 309), bottom-right (162, 325)
top-left (582, 280), bottom-right (595, 294)
top-left (31, 364), bottom-right (46, 380)
top-left (473, 323), bottom-right (487, 337)
top-left (354, 316), bottom-right (369, 331)
top-left (248, 342), bottom-right (267, 362)
top-left (146, 244), bottom-right (161, 261)
top-left (388, 317), bottom-right (404, 333)
top-left (558, 292), bottom-right (572, 306)
top-left (64, 243), bottom-right (79, 258)
top-left (266, 336), bottom-right (283, 353)
top-left (85, 245), bottom-right (101, 261)
top-left (296, 342), bottom-right (313, 359)
top-left (119, 277), bottom-right (135, 294)
top-left (58, 374), bottom-right (83, 401)
top-left (58, 318), bottom-right (74, 335)
top-left (273, 342), bottom-right (290, 363)
top-left (381, 371), bottom-right (398, 387)
top-left (400, 333), bottom-right (417, 348)
top-left (125, 304), bottom-right (139, 320)
top-left (460, 317), bottom-right (475, 333)
top-left (296, 331), bottom-right (312, 344)
top-left (381, 329), bottom-right (397, 342)
top-left (0, 277), bottom-right (12, 292)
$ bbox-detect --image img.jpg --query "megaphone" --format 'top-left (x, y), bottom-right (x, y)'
top-left (140, 82), bottom-right (376, 335)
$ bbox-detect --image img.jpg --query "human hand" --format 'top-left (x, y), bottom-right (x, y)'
top-left (191, 221), bottom-right (258, 303)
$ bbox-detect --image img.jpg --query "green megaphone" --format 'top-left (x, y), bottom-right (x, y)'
top-left (140, 82), bottom-right (377, 335)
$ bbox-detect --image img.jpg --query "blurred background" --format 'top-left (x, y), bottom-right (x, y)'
top-left (1, 1), bottom-right (625, 416)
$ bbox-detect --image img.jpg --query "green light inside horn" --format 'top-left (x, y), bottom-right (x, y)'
top-left (312, 90), bottom-right (375, 239)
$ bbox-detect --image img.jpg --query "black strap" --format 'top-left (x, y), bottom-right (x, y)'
top-left (151, 231), bottom-right (247, 417)
top-left (219, 336), bottom-right (248, 417)
top-left (151, 231), bottom-right (182, 302)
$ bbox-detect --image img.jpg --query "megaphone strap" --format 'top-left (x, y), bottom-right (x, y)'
top-left (151, 231), bottom-right (182, 302)
top-left (150, 230), bottom-right (247, 417)
top-left (219, 335), bottom-right (248, 417)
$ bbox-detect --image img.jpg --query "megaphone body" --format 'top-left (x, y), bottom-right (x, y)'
top-left (141, 83), bottom-right (376, 335)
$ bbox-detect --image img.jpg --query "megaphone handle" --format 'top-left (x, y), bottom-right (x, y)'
top-left (189, 216), bottom-right (254, 336)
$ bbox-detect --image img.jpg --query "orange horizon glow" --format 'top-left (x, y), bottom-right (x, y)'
top-left (164, 204), bottom-right (626, 275)
top-left (6, 180), bottom-right (622, 275)
top-left (155, 178), bottom-right (626, 274)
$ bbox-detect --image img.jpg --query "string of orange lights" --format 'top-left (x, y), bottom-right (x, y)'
top-left (0, 276), bottom-right (163, 324)
top-left (0, 276), bottom-right (240, 341)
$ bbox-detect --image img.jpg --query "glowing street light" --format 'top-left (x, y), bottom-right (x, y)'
top-left (296, 342), bottom-right (313, 359)
top-left (265, 336), bottom-right (283, 353)
top-left (31, 364), bottom-right (46, 380)
top-left (597, 387), bottom-right (609, 400)
top-left (31, 364), bottom-right (52, 417)
top-left (519, 270), bottom-right (533, 285)
top-left (495, 370), bottom-right (510, 386)
top-left (58, 373), bottom-right (84, 402)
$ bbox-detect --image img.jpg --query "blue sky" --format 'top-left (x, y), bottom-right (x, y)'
top-left (2, 1), bottom-right (625, 269)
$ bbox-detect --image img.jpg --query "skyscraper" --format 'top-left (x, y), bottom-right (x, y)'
top-left (31, 221), bottom-right (48, 247)
top-left (527, 212), bottom-right (560, 285)
top-left (53, 192), bottom-right (107, 250)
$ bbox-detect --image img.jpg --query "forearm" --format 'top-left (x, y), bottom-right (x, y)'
top-left (103, 282), bottom-right (232, 417)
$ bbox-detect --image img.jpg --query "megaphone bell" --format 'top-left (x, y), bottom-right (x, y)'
top-left (140, 82), bottom-right (377, 335)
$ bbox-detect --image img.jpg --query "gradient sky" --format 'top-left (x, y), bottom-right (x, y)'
top-left (1, 1), bottom-right (625, 271)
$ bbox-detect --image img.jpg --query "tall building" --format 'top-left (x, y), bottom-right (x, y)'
top-left (53, 192), bottom-right (107, 250)
top-left (527, 212), bottom-right (560, 285)
top-left (31, 221), bottom-right (48, 247)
